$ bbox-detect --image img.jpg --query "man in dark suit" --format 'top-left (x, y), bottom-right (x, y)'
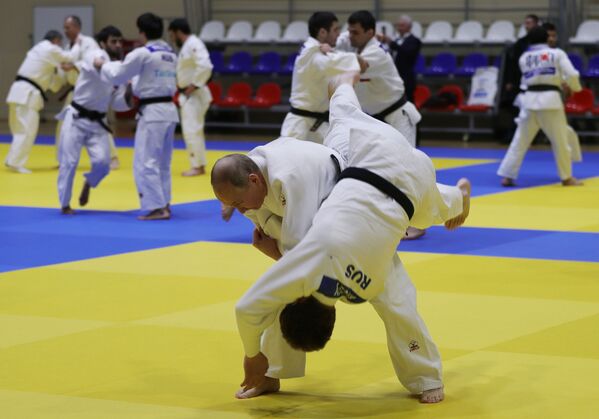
top-left (380, 15), bottom-right (421, 102)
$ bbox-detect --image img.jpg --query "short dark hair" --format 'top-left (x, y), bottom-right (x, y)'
top-left (44, 30), bottom-right (63, 42)
top-left (168, 18), bottom-right (191, 34)
top-left (528, 26), bottom-right (548, 44)
top-left (65, 15), bottom-right (82, 28)
top-left (308, 12), bottom-right (338, 38)
top-left (137, 12), bottom-right (163, 40)
top-left (280, 296), bottom-right (336, 352)
top-left (95, 25), bottom-right (123, 44)
top-left (542, 22), bottom-right (556, 32)
top-left (526, 14), bottom-right (540, 24)
top-left (348, 10), bottom-right (376, 32)
top-left (211, 154), bottom-right (261, 189)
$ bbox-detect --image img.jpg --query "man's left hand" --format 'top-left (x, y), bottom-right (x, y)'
top-left (240, 352), bottom-right (269, 391)
top-left (184, 84), bottom-right (198, 96)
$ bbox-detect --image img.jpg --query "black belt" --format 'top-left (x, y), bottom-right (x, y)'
top-left (337, 167), bottom-right (414, 219)
top-left (371, 94), bottom-right (408, 122)
top-left (527, 84), bottom-right (562, 92)
top-left (290, 106), bottom-right (329, 131)
top-left (138, 96), bottom-right (173, 106)
top-left (15, 75), bottom-right (47, 102)
top-left (71, 101), bottom-right (112, 133)
top-left (330, 154), bottom-right (341, 177)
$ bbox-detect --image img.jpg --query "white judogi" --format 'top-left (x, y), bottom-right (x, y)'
top-left (280, 37), bottom-right (360, 143)
top-left (176, 35), bottom-right (213, 169)
top-left (57, 49), bottom-right (129, 208)
top-left (101, 39), bottom-right (179, 211)
top-left (498, 44), bottom-right (581, 181)
top-left (5, 40), bottom-right (79, 169)
top-left (336, 33), bottom-right (421, 147)
top-left (237, 85), bottom-right (463, 393)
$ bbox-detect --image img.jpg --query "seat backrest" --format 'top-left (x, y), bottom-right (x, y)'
top-left (574, 20), bottom-right (599, 40)
top-left (226, 21), bottom-right (253, 41)
top-left (227, 82), bottom-right (253, 100)
top-left (588, 54), bottom-right (599, 68)
top-left (209, 51), bottom-right (225, 71)
top-left (414, 84), bottom-right (431, 108)
top-left (566, 88), bottom-right (594, 109)
top-left (414, 54), bottom-right (426, 73)
top-left (438, 84), bottom-right (464, 106)
top-left (376, 20), bottom-right (395, 37)
top-left (282, 21), bottom-right (308, 41)
top-left (411, 21), bottom-right (423, 39)
top-left (454, 20), bottom-right (484, 41)
top-left (493, 55), bottom-right (502, 68)
top-left (423, 21), bottom-right (453, 41)
top-left (229, 51), bottom-right (253, 69)
top-left (207, 81), bottom-right (222, 100)
top-left (485, 20), bottom-right (515, 41)
top-left (463, 53), bottom-right (488, 68)
top-left (255, 82), bottom-right (282, 104)
top-left (200, 20), bottom-right (225, 42)
top-left (567, 53), bottom-right (584, 73)
top-left (253, 21), bottom-right (281, 41)
top-left (257, 51), bottom-right (281, 69)
top-left (431, 52), bottom-right (457, 69)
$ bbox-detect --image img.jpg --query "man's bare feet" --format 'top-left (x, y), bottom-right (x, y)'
top-left (420, 387), bottom-right (444, 403)
top-left (501, 177), bottom-right (515, 187)
top-left (61, 206), bottom-right (75, 215)
top-left (182, 166), bottom-right (205, 177)
top-left (138, 207), bottom-right (170, 221)
top-left (110, 157), bottom-right (120, 170)
top-left (562, 177), bottom-right (583, 186)
top-left (445, 178), bottom-right (471, 230)
top-left (235, 377), bottom-right (280, 399)
top-left (404, 226), bottom-right (426, 240)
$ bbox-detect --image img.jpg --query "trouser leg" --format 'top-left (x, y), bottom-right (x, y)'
top-left (181, 95), bottom-right (208, 168)
top-left (57, 114), bottom-right (84, 208)
top-left (566, 125), bottom-right (582, 162)
top-left (84, 130), bottom-right (111, 187)
top-left (5, 104), bottom-right (40, 168)
top-left (160, 123), bottom-right (175, 206)
top-left (538, 109), bottom-right (573, 180)
top-left (108, 133), bottom-right (118, 160)
top-left (497, 109), bottom-right (539, 180)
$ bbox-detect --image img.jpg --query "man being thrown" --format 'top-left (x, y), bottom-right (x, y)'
top-left (212, 74), bottom-right (471, 403)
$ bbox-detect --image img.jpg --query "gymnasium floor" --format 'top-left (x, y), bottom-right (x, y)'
top-left (1, 133), bottom-right (598, 419)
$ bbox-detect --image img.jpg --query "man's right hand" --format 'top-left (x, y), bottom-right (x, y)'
top-left (252, 228), bottom-right (282, 260)
top-left (93, 57), bottom-right (106, 70)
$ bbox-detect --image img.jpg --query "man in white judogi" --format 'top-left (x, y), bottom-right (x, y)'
top-left (98, 13), bottom-right (178, 220)
top-left (280, 11), bottom-right (363, 143)
top-left (5, 30), bottom-right (79, 173)
top-left (168, 18), bottom-right (213, 177)
top-left (212, 75), bottom-right (470, 403)
top-left (57, 26), bottom-right (129, 214)
top-left (497, 27), bottom-right (583, 186)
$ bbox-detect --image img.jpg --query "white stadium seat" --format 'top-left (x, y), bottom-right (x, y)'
top-left (376, 20), bottom-right (395, 37)
top-left (483, 20), bottom-right (515, 43)
top-left (199, 20), bottom-right (225, 42)
top-left (225, 20), bottom-right (253, 42)
top-left (452, 20), bottom-right (484, 43)
top-left (569, 20), bottom-right (599, 44)
top-left (280, 21), bottom-right (308, 43)
top-left (252, 20), bottom-right (281, 42)
top-left (411, 21), bottom-right (423, 39)
top-left (422, 20), bottom-right (453, 43)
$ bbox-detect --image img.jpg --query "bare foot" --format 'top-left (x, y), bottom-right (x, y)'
top-left (501, 177), bottom-right (515, 187)
top-left (235, 377), bottom-right (280, 399)
top-left (404, 227), bottom-right (426, 240)
top-left (182, 166), bottom-right (205, 177)
top-left (61, 206), bottom-right (75, 215)
top-left (562, 177), bottom-right (583, 186)
top-left (445, 178), bottom-right (471, 230)
top-left (110, 157), bottom-right (120, 170)
top-left (420, 387), bottom-right (444, 403)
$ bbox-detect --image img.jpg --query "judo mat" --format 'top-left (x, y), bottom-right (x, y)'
top-left (1, 135), bottom-right (598, 419)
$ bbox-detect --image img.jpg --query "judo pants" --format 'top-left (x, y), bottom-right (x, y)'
top-left (57, 110), bottom-right (111, 208)
top-left (134, 120), bottom-right (175, 211)
top-left (280, 112), bottom-right (330, 143)
top-left (497, 108), bottom-right (572, 181)
top-left (5, 103), bottom-right (40, 169)
top-left (180, 91), bottom-right (209, 168)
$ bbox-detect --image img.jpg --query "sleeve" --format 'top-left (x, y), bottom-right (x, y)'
top-left (558, 50), bottom-right (582, 92)
top-left (313, 50), bottom-right (360, 77)
top-left (110, 84), bottom-right (133, 112)
top-left (190, 41), bottom-right (213, 87)
top-left (101, 49), bottom-right (145, 85)
top-left (48, 67), bottom-right (67, 93)
top-left (359, 46), bottom-right (390, 78)
top-left (48, 44), bottom-right (80, 64)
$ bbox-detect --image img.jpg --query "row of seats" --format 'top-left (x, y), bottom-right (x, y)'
top-left (201, 19), bottom-right (599, 45)
top-left (208, 82), bottom-right (282, 108)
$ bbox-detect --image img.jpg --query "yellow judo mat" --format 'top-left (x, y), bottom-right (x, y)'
top-left (1, 141), bottom-right (598, 418)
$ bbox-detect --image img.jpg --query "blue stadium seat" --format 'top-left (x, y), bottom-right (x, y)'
top-left (279, 53), bottom-right (298, 75)
top-left (222, 51), bottom-right (253, 74)
top-left (251, 51), bottom-right (282, 74)
top-left (209, 51), bottom-right (226, 74)
top-left (584, 54), bottom-right (599, 78)
top-left (423, 52), bottom-right (457, 76)
top-left (492, 55), bottom-right (502, 68)
top-left (567, 53), bottom-right (584, 74)
top-left (414, 54), bottom-right (426, 75)
top-left (455, 53), bottom-right (488, 77)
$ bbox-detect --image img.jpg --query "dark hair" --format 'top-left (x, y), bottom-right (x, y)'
top-left (211, 154), bottom-right (261, 188)
top-left (137, 12), bottom-right (163, 40)
top-left (348, 10), bottom-right (376, 32)
top-left (526, 14), bottom-right (540, 24)
top-left (95, 25), bottom-right (123, 44)
top-left (168, 18), bottom-right (191, 35)
top-left (542, 22), bottom-right (556, 32)
top-left (528, 26), bottom-right (548, 44)
top-left (65, 15), bottom-right (82, 28)
top-left (280, 296), bottom-right (336, 352)
top-left (44, 30), bottom-right (63, 42)
top-left (308, 12), bottom-right (338, 38)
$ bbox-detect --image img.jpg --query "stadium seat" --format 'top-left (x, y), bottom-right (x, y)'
top-left (452, 20), bottom-right (484, 44)
top-left (209, 51), bottom-right (226, 73)
top-left (483, 20), bottom-right (515, 43)
top-left (279, 53), bottom-right (298, 75)
top-left (493, 55), bottom-right (502, 68)
top-left (429, 84), bottom-right (464, 111)
top-left (252, 21), bottom-right (281, 42)
top-left (219, 82), bottom-right (252, 107)
top-left (568, 53), bottom-right (585, 74)
top-left (251, 51), bottom-right (281, 74)
top-left (247, 83), bottom-right (282, 108)
top-left (413, 84), bottom-right (431, 109)
top-left (411, 21), bottom-right (423, 39)
top-left (376, 20), bottom-right (395, 38)
top-left (207, 82), bottom-right (223, 105)
top-left (565, 88), bottom-right (594, 114)
top-left (414, 54), bottom-right (426, 75)
top-left (222, 51), bottom-right (253, 74)
top-left (199, 20), bottom-right (225, 42)
top-left (583, 54), bottom-right (599, 78)
top-left (423, 52), bottom-right (457, 76)
top-left (455, 53), bottom-right (488, 77)
top-left (422, 20), bottom-right (453, 43)
top-left (569, 20), bottom-right (599, 44)
top-left (225, 20), bottom-right (253, 42)
top-left (281, 21), bottom-right (308, 43)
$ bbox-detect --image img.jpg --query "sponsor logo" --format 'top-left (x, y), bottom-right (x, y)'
top-left (409, 340), bottom-right (420, 352)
